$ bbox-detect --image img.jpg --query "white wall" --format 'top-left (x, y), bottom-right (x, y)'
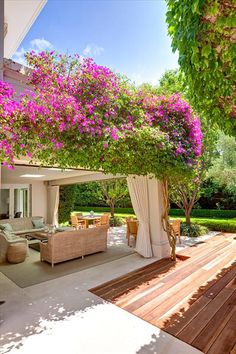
top-left (31, 182), bottom-right (47, 221)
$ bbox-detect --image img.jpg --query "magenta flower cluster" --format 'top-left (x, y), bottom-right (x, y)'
top-left (141, 93), bottom-right (202, 163)
top-left (0, 51), bottom-right (202, 169)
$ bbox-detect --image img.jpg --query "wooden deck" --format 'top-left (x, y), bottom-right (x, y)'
top-left (90, 233), bottom-right (236, 354)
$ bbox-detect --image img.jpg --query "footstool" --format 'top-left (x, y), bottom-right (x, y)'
top-left (7, 243), bottom-right (27, 264)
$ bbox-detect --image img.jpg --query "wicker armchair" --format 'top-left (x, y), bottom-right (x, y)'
top-left (71, 215), bottom-right (86, 229)
top-left (126, 220), bottom-right (138, 247)
top-left (171, 219), bottom-right (181, 243)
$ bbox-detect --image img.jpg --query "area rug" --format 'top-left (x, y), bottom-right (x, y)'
top-left (0, 243), bottom-right (135, 288)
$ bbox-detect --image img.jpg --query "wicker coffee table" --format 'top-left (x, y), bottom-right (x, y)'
top-left (33, 231), bottom-right (50, 242)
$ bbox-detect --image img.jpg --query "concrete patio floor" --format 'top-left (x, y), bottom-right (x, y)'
top-left (0, 228), bottom-right (201, 354)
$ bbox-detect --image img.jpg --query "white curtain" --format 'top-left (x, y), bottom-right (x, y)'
top-left (47, 185), bottom-right (59, 226)
top-left (127, 176), bottom-right (153, 258)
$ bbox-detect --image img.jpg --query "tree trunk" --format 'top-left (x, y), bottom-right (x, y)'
top-left (161, 179), bottom-right (176, 261)
top-left (110, 202), bottom-right (115, 217)
top-left (185, 208), bottom-right (191, 226)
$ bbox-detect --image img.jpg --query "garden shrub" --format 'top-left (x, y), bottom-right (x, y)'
top-left (58, 185), bottom-right (77, 224)
top-left (109, 216), bottom-right (124, 227)
top-left (180, 223), bottom-right (209, 237)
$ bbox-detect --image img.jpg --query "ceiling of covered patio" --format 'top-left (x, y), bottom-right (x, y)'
top-left (1, 163), bottom-right (124, 185)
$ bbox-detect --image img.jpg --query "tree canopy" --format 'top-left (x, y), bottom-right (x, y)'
top-left (166, 0), bottom-right (236, 133)
top-left (0, 52), bottom-right (202, 181)
top-left (208, 133), bottom-right (236, 192)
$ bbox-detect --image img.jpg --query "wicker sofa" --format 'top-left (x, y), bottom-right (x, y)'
top-left (40, 225), bottom-right (109, 267)
top-left (0, 216), bottom-right (46, 236)
top-left (0, 216), bottom-right (45, 263)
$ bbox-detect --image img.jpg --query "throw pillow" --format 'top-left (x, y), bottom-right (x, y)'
top-left (32, 218), bottom-right (45, 229)
top-left (0, 223), bottom-right (13, 232)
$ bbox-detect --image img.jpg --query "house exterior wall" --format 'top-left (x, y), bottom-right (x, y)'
top-left (3, 59), bottom-right (32, 97)
top-left (31, 181), bottom-right (47, 220)
top-left (0, 0), bottom-right (4, 80)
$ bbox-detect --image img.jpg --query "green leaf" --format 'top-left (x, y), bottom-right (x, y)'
top-left (202, 44), bottom-right (212, 57)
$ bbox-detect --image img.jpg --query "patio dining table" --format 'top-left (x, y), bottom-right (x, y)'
top-left (79, 214), bottom-right (102, 229)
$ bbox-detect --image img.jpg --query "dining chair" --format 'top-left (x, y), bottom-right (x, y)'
top-left (171, 219), bottom-right (181, 243)
top-left (93, 213), bottom-right (110, 227)
top-left (126, 220), bottom-right (138, 247)
top-left (74, 212), bottom-right (83, 218)
top-left (71, 215), bottom-right (86, 230)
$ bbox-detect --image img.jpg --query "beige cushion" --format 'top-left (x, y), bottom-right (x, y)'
top-left (3, 230), bottom-right (16, 241)
top-left (0, 223), bottom-right (13, 232)
top-left (0, 217), bottom-right (44, 232)
top-left (15, 228), bottom-right (45, 235)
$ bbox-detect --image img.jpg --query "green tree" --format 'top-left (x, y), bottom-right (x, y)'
top-left (166, 0), bottom-right (236, 133)
top-left (97, 179), bottom-right (129, 217)
top-left (170, 123), bottom-right (218, 225)
top-left (58, 185), bottom-right (77, 223)
top-left (156, 69), bottom-right (186, 97)
top-left (152, 70), bottom-right (219, 225)
top-left (75, 182), bottom-right (104, 207)
top-left (208, 133), bottom-right (236, 193)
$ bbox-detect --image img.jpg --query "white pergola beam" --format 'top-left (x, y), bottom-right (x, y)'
top-left (49, 172), bottom-right (125, 186)
top-left (4, 0), bottom-right (47, 58)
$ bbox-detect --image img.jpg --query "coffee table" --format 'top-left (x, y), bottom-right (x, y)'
top-left (33, 231), bottom-right (51, 242)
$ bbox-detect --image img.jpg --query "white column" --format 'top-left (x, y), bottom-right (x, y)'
top-left (47, 185), bottom-right (59, 226)
top-left (147, 177), bottom-right (171, 259)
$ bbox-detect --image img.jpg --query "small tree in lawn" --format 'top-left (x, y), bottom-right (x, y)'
top-left (98, 179), bottom-right (129, 217)
top-left (208, 133), bottom-right (236, 193)
top-left (170, 122), bottom-right (218, 226)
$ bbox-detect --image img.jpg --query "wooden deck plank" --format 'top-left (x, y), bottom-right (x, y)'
top-left (163, 295), bottom-right (211, 336)
top-left (90, 257), bottom-right (171, 295)
top-left (191, 290), bottom-right (236, 352)
top-left (152, 251), bottom-right (236, 325)
top-left (206, 307), bottom-right (236, 354)
top-left (90, 233), bottom-right (236, 354)
top-left (177, 284), bottom-right (234, 343)
top-left (120, 242), bottom-right (233, 312)
top-left (204, 263), bottom-right (236, 299)
top-left (101, 259), bottom-right (175, 301)
top-left (133, 249), bottom-right (236, 320)
top-left (163, 261), bottom-right (236, 335)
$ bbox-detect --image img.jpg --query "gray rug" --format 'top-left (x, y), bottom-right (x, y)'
top-left (0, 244), bottom-right (134, 288)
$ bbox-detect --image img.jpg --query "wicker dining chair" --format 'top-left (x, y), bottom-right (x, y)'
top-left (171, 219), bottom-right (181, 243)
top-left (71, 215), bottom-right (86, 230)
top-left (93, 213), bottom-right (110, 227)
top-left (126, 220), bottom-right (138, 247)
top-left (74, 212), bottom-right (83, 218)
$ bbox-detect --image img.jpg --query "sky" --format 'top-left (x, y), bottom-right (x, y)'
top-left (12, 0), bottom-right (179, 86)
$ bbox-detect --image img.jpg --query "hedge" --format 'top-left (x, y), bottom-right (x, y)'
top-left (170, 209), bottom-right (236, 219)
top-left (74, 206), bottom-right (134, 214)
top-left (172, 217), bottom-right (236, 233)
top-left (192, 218), bottom-right (236, 233)
top-left (75, 207), bottom-right (236, 219)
